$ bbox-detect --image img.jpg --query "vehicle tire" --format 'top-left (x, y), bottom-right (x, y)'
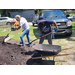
top-left (70, 19), bottom-right (72, 21)
top-left (6, 22), bottom-right (10, 25)
top-left (33, 23), bottom-right (34, 26)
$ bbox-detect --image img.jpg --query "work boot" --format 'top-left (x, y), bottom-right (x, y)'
top-left (20, 46), bottom-right (25, 48)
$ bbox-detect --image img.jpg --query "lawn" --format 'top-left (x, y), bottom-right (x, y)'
top-left (0, 22), bottom-right (75, 45)
top-left (0, 25), bottom-right (40, 43)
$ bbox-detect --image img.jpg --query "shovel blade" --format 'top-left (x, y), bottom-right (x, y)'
top-left (2, 36), bottom-right (10, 44)
top-left (4, 36), bottom-right (10, 42)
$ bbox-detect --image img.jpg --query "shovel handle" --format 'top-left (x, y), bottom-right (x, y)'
top-left (29, 31), bottom-right (54, 44)
top-left (8, 30), bottom-right (11, 33)
top-left (6, 30), bottom-right (11, 37)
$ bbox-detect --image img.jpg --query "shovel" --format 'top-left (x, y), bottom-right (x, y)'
top-left (29, 31), bottom-right (53, 44)
top-left (2, 30), bottom-right (11, 44)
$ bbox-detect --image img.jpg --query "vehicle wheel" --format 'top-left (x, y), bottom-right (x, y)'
top-left (33, 23), bottom-right (34, 26)
top-left (70, 19), bottom-right (72, 21)
top-left (6, 22), bottom-right (10, 25)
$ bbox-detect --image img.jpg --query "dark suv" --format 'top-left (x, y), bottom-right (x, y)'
top-left (36, 10), bottom-right (72, 36)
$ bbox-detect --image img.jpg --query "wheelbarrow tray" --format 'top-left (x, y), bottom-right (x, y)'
top-left (32, 44), bottom-right (61, 55)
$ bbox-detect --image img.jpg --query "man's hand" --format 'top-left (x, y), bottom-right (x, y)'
top-left (55, 27), bottom-right (59, 31)
top-left (11, 27), bottom-right (15, 31)
top-left (39, 34), bottom-right (42, 37)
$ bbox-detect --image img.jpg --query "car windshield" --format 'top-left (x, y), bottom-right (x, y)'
top-left (41, 10), bottom-right (66, 19)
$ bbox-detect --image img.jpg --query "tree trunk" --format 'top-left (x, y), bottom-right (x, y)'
top-left (6, 9), bottom-right (8, 16)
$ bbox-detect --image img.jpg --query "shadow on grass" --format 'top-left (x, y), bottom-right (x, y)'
top-left (33, 27), bottom-right (39, 39)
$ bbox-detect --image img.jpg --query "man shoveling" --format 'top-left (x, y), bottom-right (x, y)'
top-left (11, 15), bottom-right (31, 48)
top-left (37, 16), bottom-right (58, 45)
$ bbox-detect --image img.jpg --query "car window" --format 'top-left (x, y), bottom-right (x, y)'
top-left (0, 18), bottom-right (2, 20)
top-left (2, 18), bottom-right (8, 20)
top-left (42, 10), bottom-right (66, 18)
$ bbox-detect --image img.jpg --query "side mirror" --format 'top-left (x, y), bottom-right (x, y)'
top-left (66, 14), bottom-right (70, 18)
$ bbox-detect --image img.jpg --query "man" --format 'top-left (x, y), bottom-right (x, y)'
top-left (37, 16), bottom-right (58, 45)
top-left (13, 15), bottom-right (31, 48)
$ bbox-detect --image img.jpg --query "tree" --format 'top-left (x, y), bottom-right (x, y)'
top-left (0, 9), bottom-right (72, 17)
top-left (6, 9), bottom-right (8, 16)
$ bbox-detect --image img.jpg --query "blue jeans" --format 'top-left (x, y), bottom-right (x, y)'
top-left (20, 28), bottom-right (31, 46)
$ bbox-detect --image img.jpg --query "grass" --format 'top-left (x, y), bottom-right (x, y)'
top-left (0, 25), bottom-right (40, 42)
top-left (0, 28), bottom-right (10, 36)
top-left (0, 22), bottom-right (75, 44)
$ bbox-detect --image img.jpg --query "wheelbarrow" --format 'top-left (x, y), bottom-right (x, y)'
top-left (32, 44), bottom-right (61, 64)
top-left (32, 44), bottom-right (61, 56)
top-left (32, 44), bottom-right (75, 60)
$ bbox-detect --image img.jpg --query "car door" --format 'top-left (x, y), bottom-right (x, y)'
top-left (0, 18), bottom-right (4, 25)
top-left (1, 18), bottom-right (8, 25)
top-left (0, 18), bottom-right (3, 25)
top-left (0, 17), bottom-right (8, 25)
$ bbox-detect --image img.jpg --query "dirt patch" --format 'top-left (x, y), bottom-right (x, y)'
top-left (0, 36), bottom-right (55, 65)
top-left (0, 36), bottom-right (36, 65)
top-left (0, 26), bottom-right (10, 29)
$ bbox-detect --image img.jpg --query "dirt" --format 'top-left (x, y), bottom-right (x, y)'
top-left (0, 36), bottom-right (36, 65)
top-left (0, 26), bottom-right (10, 29)
top-left (0, 36), bottom-right (75, 65)
top-left (0, 36), bottom-right (55, 65)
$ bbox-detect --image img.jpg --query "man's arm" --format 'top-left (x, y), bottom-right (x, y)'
top-left (53, 21), bottom-right (59, 31)
top-left (53, 21), bottom-right (58, 27)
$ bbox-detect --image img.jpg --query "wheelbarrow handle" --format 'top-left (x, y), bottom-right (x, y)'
top-left (32, 52), bottom-right (75, 59)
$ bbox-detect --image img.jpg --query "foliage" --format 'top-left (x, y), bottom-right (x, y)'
top-left (0, 9), bottom-right (74, 16)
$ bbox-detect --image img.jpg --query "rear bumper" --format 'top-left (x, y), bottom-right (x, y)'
top-left (54, 25), bottom-right (72, 35)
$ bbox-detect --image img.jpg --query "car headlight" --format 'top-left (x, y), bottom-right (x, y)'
top-left (67, 21), bottom-right (72, 25)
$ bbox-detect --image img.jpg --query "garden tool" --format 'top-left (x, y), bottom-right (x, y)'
top-left (29, 31), bottom-right (53, 45)
top-left (2, 30), bottom-right (11, 44)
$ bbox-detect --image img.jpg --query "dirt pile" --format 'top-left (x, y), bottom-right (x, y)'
top-left (0, 36), bottom-right (56, 65)
top-left (0, 36), bottom-right (36, 65)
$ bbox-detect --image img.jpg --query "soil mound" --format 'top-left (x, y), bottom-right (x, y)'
top-left (0, 36), bottom-right (36, 65)
top-left (0, 36), bottom-right (55, 65)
